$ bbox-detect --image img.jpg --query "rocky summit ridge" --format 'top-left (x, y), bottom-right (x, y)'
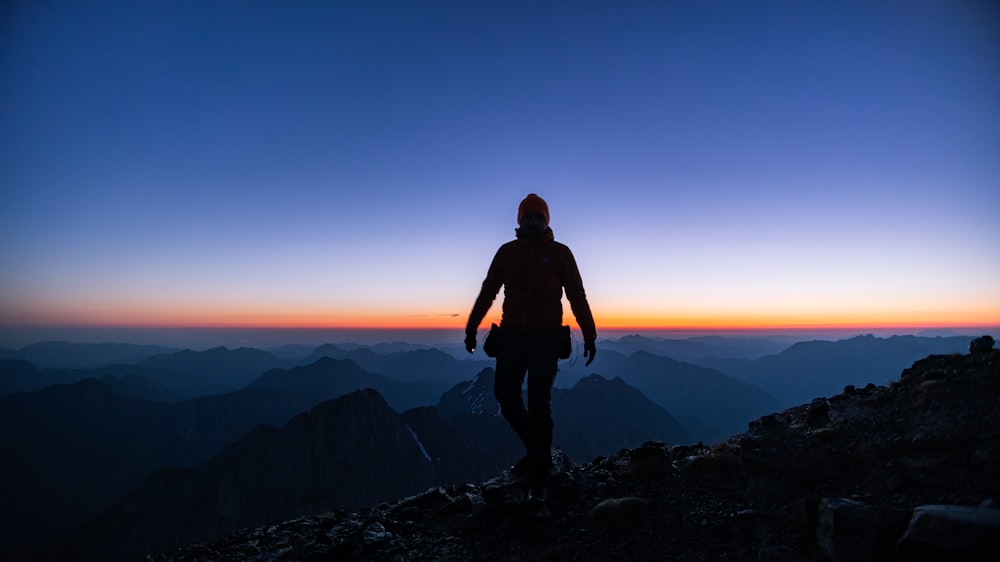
top-left (154, 342), bottom-right (999, 561)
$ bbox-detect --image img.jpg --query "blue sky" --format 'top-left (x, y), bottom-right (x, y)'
top-left (1, 1), bottom-right (998, 338)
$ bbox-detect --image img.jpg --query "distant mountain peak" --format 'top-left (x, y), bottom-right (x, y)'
top-left (304, 356), bottom-right (365, 371)
top-left (436, 368), bottom-right (496, 418)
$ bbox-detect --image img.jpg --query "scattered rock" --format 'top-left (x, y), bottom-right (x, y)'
top-left (805, 398), bottom-right (831, 428)
top-left (627, 442), bottom-right (670, 480)
top-left (969, 335), bottom-right (994, 354)
top-left (896, 504), bottom-right (1000, 561)
top-left (587, 497), bottom-right (645, 530)
top-left (815, 497), bottom-right (908, 562)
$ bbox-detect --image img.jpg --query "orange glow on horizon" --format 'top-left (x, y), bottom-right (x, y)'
top-left (590, 306), bottom-right (1000, 333)
top-left (3, 296), bottom-right (997, 333)
top-left (6, 312), bottom-right (997, 334)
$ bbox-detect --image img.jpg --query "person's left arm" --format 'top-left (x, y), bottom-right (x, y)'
top-left (561, 246), bottom-right (597, 364)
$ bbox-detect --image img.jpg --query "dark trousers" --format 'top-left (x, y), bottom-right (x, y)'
top-left (493, 330), bottom-right (558, 473)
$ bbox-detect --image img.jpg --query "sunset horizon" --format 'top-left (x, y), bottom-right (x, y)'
top-left (4, 295), bottom-right (997, 333)
top-left (4, 317), bottom-right (998, 332)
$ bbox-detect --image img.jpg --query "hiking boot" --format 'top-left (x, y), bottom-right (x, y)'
top-left (527, 468), bottom-right (553, 501)
top-left (510, 456), bottom-right (531, 477)
top-left (527, 480), bottom-right (548, 502)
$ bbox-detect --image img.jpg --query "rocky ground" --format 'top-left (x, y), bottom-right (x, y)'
top-left (153, 345), bottom-right (999, 561)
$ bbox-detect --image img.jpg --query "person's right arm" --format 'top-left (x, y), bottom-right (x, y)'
top-left (465, 247), bottom-right (506, 352)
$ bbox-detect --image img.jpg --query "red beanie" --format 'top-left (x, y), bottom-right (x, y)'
top-left (517, 193), bottom-right (550, 225)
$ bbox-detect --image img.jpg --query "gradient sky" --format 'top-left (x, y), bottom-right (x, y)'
top-left (2, 0), bottom-right (998, 337)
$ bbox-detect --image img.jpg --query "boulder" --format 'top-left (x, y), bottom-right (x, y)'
top-left (895, 504), bottom-right (1000, 561)
top-left (968, 336), bottom-right (994, 354)
top-left (815, 498), bottom-right (908, 562)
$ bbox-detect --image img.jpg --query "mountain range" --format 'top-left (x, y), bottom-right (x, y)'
top-left (559, 349), bottom-right (782, 442)
top-left (0, 333), bottom-right (989, 560)
top-left (49, 389), bottom-right (440, 561)
top-left (0, 378), bottom-right (315, 559)
top-left (48, 369), bottom-right (688, 561)
top-left (143, 344), bottom-right (999, 562)
top-left (594, 333), bottom-right (792, 361)
top-left (694, 334), bottom-right (972, 405)
top-left (0, 341), bottom-right (178, 369)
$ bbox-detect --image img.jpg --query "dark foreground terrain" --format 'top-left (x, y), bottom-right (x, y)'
top-left (155, 345), bottom-right (999, 561)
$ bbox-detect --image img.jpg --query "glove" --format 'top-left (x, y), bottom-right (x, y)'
top-left (464, 332), bottom-right (477, 354)
top-left (584, 341), bottom-right (596, 366)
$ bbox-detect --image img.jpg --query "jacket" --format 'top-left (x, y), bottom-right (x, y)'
top-left (466, 228), bottom-right (597, 343)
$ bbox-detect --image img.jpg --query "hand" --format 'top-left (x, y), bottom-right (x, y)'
top-left (464, 332), bottom-right (477, 354)
top-left (584, 341), bottom-right (596, 366)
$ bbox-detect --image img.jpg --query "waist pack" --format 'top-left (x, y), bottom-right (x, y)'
top-left (483, 324), bottom-right (502, 358)
top-left (556, 325), bottom-right (571, 359)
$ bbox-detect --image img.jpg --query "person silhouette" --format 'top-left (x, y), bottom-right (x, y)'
top-left (465, 193), bottom-right (597, 493)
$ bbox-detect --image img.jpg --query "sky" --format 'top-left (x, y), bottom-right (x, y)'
top-left (1, 0), bottom-right (998, 346)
